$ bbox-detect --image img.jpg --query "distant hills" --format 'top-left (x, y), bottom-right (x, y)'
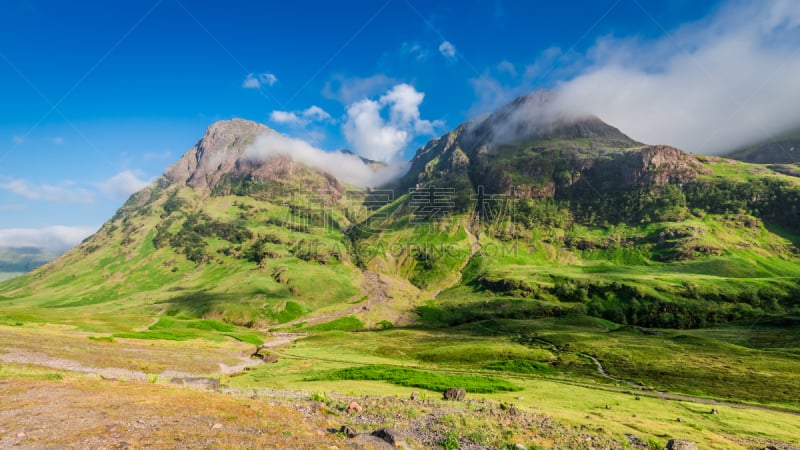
top-left (2, 92), bottom-right (799, 332)
top-left (725, 128), bottom-right (800, 164)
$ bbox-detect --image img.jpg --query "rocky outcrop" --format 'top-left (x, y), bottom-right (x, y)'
top-left (619, 145), bottom-right (706, 186)
top-left (443, 387), bottom-right (466, 401)
top-left (165, 119), bottom-right (273, 190)
top-left (666, 439), bottom-right (698, 450)
top-left (163, 119), bottom-right (344, 197)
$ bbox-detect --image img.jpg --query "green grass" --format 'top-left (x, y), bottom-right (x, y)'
top-left (308, 364), bottom-right (522, 393)
top-left (113, 317), bottom-right (263, 345)
top-left (302, 316), bottom-right (365, 332)
top-left (483, 359), bottom-right (556, 374)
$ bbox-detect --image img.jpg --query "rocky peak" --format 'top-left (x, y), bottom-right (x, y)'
top-left (164, 119), bottom-right (273, 190)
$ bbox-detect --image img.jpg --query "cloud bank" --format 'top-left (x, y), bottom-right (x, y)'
top-left (0, 225), bottom-right (98, 254)
top-left (244, 133), bottom-right (407, 188)
top-left (0, 179), bottom-right (93, 203)
top-left (473, 0), bottom-right (800, 154)
top-left (343, 83), bottom-right (442, 162)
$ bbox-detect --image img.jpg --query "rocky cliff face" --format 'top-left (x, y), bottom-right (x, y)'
top-left (163, 119), bottom-right (343, 196)
top-left (164, 119), bottom-right (273, 190)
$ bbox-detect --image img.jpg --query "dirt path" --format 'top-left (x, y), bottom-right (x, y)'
top-left (576, 352), bottom-right (645, 389)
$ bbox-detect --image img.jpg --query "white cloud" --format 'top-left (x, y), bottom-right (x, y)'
top-left (244, 133), bottom-right (407, 188)
top-left (270, 105), bottom-right (333, 127)
top-left (322, 74), bottom-right (397, 104)
top-left (52, 137), bottom-right (64, 145)
top-left (242, 72), bottom-right (278, 89)
top-left (438, 41), bottom-right (457, 60)
top-left (302, 105), bottom-right (332, 122)
top-left (0, 225), bottom-right (98, 254)
top-left (342, 84), bottom-right (443, 162)
top-left (400, 41), bottom-right (429, 61)
top-left (99, 171), bottom-right (153, 199)
top-left (270, 110), bottom-right (304, 125)
top-left (0, 179), bottom-right (93, 203)
top-left (475, 0), bottom-right (800, 154)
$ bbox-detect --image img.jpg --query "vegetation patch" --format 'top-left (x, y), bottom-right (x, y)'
top-left (484, 359), bottom-right (556, 374)
top-left (302, 316), bottom-right (364, 332)
top-left (309, 364), bottom-right (522, 393)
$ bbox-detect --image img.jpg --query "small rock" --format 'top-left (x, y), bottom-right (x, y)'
top-left (354, 434), bottom-right (394, 450)
top-left (340, 426), bottom-right (357, 438)
top-left (605, 404), bottom-right (612, 409)
top-left (347, 401), bottom-right (363, 414)
top-left (410, 391), bottom-right (419, 401)
top-left (710, 408), bottom-right (719, 415)
top-left (514, 444), bottom-right (527, 450)
top-left (371, 429), bottom-right (402, 446)
top-left (16, 432), bottom-right (25, 438)
top-left (443, 387), bottom-right (466, 401)
top-left (635, 396), bottom-right (641, 400)
top-left (676, 417), bottom-right (683, 422)
top-left (211, 423), bottom-right (223, 430)
top-left (666, 439), bottom-right (698, 450)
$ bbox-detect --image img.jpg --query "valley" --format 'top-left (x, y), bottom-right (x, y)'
top-left (2, 105), bottom-right (800, 449)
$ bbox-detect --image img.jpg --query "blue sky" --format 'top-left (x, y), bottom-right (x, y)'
top-left (2, 0), bottom-right (799, 251)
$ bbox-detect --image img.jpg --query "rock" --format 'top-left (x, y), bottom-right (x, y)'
top-left (710, 408), bottom-right (719, 414)
top-left (169, 377), bottom-right (220, 390)
top-left (410, 391), bottom-right (420, 400)
top-left (443, 388), bottom-right (466, 401)
top-left (211, 423), bottom-right (223, 430)
top-left (340, 425), bottom-right (357, 438)
top-left (347, 401), bottom-right (363, 414)
top-left (605, 404), bottom-right (612, 409)
top-left (372, 429), bottom-right (410, 448)
top-left (666, 439), bottom-right (698, 450)
top-left (635, 396), bottom-right (641, 400)
top-left (676, 417), bottom-right (683, 422)
top-left (514, 444), bottom-right (527, 450)
top-left (16, 432), bottom-right (25, 438)
top-left (354, 434), bottom-right (394, 450)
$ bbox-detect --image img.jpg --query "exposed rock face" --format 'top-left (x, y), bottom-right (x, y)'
top-left (163, 119), bottom-right (344, 197)
top-left (443, 388), bottom-right (466, 401)
top-left (666, 439), bottom-right (698, 450)
top-left (619, 145), bottom-right (706, 186)
top-left (165, 119), bottom-right (273, 190)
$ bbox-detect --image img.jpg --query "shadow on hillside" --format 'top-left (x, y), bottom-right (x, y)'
top-left (155, 291), bottom-right (243, 318)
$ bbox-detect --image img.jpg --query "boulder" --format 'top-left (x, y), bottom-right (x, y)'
top-left (347, 401), bottom-right (363, 414)
top-left (410, 391), bottom-right (420, 400)
top-left (666, 439), bottom-right (698, 450)
top-left (339, 425), bottom-right (357, 438)
top-left (443, 388), bottom-right (466, 401)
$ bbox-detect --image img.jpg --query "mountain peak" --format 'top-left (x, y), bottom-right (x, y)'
top-left (164, 119), bottom-right (273, 190)
top-left (466, 91), bottom-right (637, 147)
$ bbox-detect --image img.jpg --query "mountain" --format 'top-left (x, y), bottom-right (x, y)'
top-left (725, 128), bottom-right (800, 164)
top-left (0, 247), bottom-right (55, 281)
top-left (2, 95), bottom-right (800, 336)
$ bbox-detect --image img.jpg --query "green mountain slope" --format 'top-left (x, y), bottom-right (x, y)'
top-left (2, 99), bottom-right (800, 335)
